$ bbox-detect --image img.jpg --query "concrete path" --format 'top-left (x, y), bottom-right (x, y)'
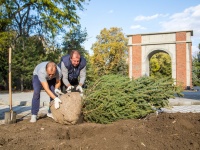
top-left (0, 90), bottom-right (200, 124)
top-left (0, 91), bottom-right (50, 124)
top-left (0, 91), bottom-right (50, 106)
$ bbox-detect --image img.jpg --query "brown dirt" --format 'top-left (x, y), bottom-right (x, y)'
top-left (0, 112), bottom-right (200, 150)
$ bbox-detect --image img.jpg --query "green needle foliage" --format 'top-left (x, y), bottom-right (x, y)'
top-left (83, 74), bottom-right (183, 124)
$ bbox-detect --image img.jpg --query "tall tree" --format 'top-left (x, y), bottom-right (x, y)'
top-left (12, 36), bottom-right (46, 90)
top-left (62, 24), bottom-right (88, 56)
top-left (0, 6), bottom-right (15, 89)
top-left (91, 27), bottom-right (128, 79)
top-left (1, 0), bottom-right (89, 38)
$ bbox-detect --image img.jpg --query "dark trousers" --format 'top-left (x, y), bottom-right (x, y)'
top-left (31, 75), bottom-right (56, 115)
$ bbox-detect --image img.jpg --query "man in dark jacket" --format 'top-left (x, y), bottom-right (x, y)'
top-left (59, 50), bottom-right (86, 93)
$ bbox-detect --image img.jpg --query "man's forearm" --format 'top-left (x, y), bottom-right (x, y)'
top-left (79, 66), bottom-right (86, 85)
top-left (55, 80), bottom-right (61, 89)
top-left (41, 81), bottom-right (56, 99)
top-left (61, 62), bottom-right (70, 86)
top-left (63, 78), bottom-right (70, 87)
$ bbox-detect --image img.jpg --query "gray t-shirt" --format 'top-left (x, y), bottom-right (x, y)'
top-left (33, 61), bottom-right (62, 82)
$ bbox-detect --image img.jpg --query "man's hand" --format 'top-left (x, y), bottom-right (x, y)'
top-left (54, 88), bottom-right (64, 95)
top-left (66, 85), bottom-right (74, 93)
top-left (54, 97), bottom-right (62, 109)
top-left (76, 85), bottom-right (83, 93)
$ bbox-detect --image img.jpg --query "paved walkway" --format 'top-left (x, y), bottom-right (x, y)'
top-left (0, 91), bottom-right (50, 124)
top-left (0, 91), bottom-right (50, 106)
top-left (0, 90), bottom-right (200, 124)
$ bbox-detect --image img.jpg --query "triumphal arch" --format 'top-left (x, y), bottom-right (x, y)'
top-left (127, 30), bottom-right (193, 89)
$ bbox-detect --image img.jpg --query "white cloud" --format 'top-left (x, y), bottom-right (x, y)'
top-left (160, 4), bottom-right (200, 55)
top-left (160, 5), bottom-right (200, 36)
top-left (134, 14), bottom-right (169, 21)
top-left (130, 25), bottom-right (146, 30)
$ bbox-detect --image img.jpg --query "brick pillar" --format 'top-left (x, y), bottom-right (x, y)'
top-left (132, 35), bottom-right (142, 78)
top-left (176, 32), bottom-right (186, 88)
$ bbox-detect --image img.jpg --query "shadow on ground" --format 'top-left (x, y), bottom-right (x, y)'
top-left (182, 90), bottom-right (200, 100)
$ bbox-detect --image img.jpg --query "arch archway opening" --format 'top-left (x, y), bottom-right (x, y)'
top-left (149, 51), bottom-right (172, 79)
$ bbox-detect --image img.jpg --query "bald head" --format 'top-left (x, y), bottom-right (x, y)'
top-left (46, 62), bottom-right (57, 79)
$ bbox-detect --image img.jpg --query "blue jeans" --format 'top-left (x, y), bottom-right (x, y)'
top-left (31, 75), bottom-right (56, 115)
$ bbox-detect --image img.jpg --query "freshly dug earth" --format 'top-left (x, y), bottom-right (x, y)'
top-left (0, 113), bottom-right (200, 150)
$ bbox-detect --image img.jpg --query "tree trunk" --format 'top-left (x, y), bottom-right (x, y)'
top-left (20, 75), bottom-right (24, 91)
top-left (4, 77), bottom-right (8, 90)
top-left (20, 40), bottom-right (25, 91)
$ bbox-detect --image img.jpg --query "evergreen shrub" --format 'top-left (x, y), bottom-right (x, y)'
top-left (83, 74), bottom-right (183, 124)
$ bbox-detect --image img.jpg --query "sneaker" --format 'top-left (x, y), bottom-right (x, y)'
top-left (47, 113), bottom-right (54, 119)
top-left (30, 115), bottom-right (37, 123)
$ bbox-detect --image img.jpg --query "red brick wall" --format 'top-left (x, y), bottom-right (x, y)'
top-left (176, 32), bottom-right (186, 41)
top-left (132, 35), bottom-right (142, 78)
top-left (176, 32), bottom-right (186, 88)
top-left (132, 45), bottom-right (142, 78)
top-left (132, 35), bottom-right (141, 43)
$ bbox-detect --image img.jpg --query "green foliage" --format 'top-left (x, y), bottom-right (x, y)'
top-left (0, 32), bottom-right (14, 50)
top-left (91, 27), bottom-right (128, 80)
top-left (83, 53), bottom-right (96, 86)
top-left (44, 39), bottom-right (62, 64)
top-left (192, 51), bottom-right (200, 86)
top-left (0, 46), bottom-right (8, 87)
top-left (0, 31), bottom-right (15, 88)
top-left (62, 24), bottom-right (88, 56)
top-left (12, 36), bottom-right (47, 90)
top-left (1, 0), bottom-right (89, 37)
top-left (83, 74), bottom-right (183, 124)
top-left (150, 52), bottom-right (171, 78)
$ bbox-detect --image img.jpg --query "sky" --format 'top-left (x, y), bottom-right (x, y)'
top-left (77, 0), bottom-right (200, 56)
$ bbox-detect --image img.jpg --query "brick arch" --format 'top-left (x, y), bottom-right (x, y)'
top-left (147, 49), bottom-right (171, 58)
top-left (127, 30), bottom-right (193, 89)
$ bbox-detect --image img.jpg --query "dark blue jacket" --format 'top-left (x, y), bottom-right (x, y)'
top-left (59, 54), bottom-right (86, 81)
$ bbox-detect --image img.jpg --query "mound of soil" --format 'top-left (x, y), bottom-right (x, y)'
top-left (0, 112), bottom-right (199, 150)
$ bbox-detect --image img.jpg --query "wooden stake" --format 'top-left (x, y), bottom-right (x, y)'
top-left (5, 47), bottom-right (16, 124)
top-left (9, 47), bottom-right (12, 110)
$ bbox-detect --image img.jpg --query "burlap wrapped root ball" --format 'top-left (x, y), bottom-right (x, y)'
top-left (50, 92), bottom-right (83, 125)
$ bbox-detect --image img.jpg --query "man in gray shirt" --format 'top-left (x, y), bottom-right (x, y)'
top-left (59, 50), bottom-right (86, 93)
top-left (30, 61), bottom-right (63, 123)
